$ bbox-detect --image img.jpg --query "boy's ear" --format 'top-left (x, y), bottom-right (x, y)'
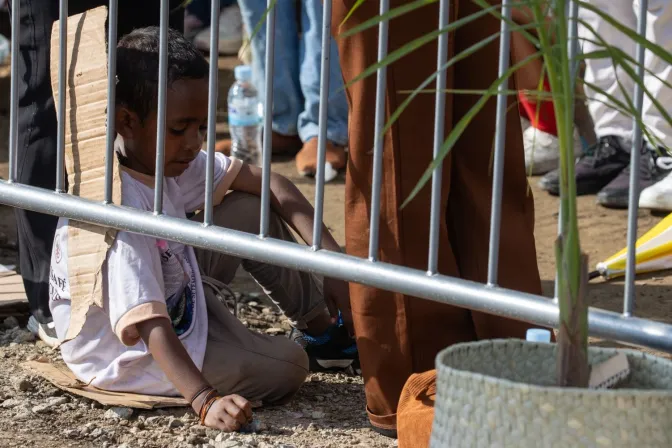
top-left (115, 106), bottom-right (140, 139)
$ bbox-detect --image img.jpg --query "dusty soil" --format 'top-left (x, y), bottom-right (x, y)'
top-left (1, 35), bottom-right (672, 448)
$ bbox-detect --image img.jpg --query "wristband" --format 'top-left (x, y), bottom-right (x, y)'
top-left (200, 394), bottom-right (222, 425)
top-left (189, 385), bottom-right (213, 406)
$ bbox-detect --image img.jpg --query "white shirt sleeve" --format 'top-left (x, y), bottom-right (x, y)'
top-left (176, 151), bottom-right (243, 213)
top-left (106, 230), bottom-right (170, 346)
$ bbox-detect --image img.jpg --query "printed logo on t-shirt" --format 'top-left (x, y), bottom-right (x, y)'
top-left (157, 240), bottom-right (196, 337)
top-left (49, 267), bottom-right (67, 302)
top-left (54, 239), bottom-right (62, 264)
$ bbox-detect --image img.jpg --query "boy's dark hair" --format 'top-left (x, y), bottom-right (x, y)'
top-left (116, 27), bottom-right (209, 122)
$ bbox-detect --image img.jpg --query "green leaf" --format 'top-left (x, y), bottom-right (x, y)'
top-left (338, 0), bottom-right (369, 29)
top-left (577, 1), bottom-right (672, 67)
top-left (379, 23), bottom-right (543, 137)
top-left (339, 0), bottom-right (437, 38)
top-left (400, 51), bottom-right (542, 209)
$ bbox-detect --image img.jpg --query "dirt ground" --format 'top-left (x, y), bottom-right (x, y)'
top-left (1, 44), bottom-right (672, 447)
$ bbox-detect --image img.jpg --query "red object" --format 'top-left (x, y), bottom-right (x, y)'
top-left (518, 77), bottom-right (558, 136)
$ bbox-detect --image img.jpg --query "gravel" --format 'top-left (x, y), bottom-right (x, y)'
top-left (0, 294), bottom-right (395, 448)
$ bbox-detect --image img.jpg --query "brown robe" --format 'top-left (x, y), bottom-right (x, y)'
top-left (332, 0), bottom-right (543, 433)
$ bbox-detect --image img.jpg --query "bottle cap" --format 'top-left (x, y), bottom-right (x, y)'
top-left (234, 65), bottom-right (253, 82)
top-left (526, 328), bottom-right (551, 343)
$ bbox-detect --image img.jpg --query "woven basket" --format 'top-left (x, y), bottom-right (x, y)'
top-left (430, 339), bottom-right (672, 447)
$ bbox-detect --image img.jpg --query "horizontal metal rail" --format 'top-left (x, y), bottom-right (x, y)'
top-left (1, 180), bottom-right (671, 353)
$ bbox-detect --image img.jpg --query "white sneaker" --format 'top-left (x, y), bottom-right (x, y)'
top-left (193, 5), bottom-right (243, 55)
top-left (522, 118), bottom-right (583, 176)
top-left (639, 158), bottom-right (672, 210)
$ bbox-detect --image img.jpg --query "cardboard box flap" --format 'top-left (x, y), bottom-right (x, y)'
top-left (50, 6), bottom-right (122, 342)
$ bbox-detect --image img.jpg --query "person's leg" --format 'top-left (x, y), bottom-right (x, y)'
top-left (334, 0), bottom-right (544, 436)
top-left (13, 0), bottom-right (60, 326)
top-left (637, 0), bottom-right (672, 149)
top-left (193, 192), bottom-right (329, 331)
top-left (579, 0), bottom-right (636, 140)
top-left (293, 0), bottom-right (348, 177)
top-left (237, 0), bottom-right (303, 141)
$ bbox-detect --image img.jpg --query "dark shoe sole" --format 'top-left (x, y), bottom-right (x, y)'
top-left (370, 424), bottom-right (398, 439)
top-left (596, 191), bottom-right (629, 209)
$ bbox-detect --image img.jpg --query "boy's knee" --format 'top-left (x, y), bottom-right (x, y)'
top-left (265, 339), bottom-right (309, 404)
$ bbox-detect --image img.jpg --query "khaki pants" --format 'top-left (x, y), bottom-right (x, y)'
top-left (193, 192), bottom-right (327, 404)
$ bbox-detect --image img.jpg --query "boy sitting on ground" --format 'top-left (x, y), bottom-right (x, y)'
top-left (48, 27), bottom-right (357, 431)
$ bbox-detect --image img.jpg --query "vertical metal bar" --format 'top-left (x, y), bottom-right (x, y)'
top-left (104, 0), bottom-right (118, 204)
top-left (311, 0), bottom-right (333, 250)
top-left (204, 0), bottom-right (221, 226)
top-left (427, 0), bottom-right (450, 275)
top-left (259, 0), bottom-right (277, 237)
top-left (623, 0), bottom-right (649, 316)
top-left (7, 0), bottom-right (20, 183)
top-left (486, 0), bottom-right (512, 286)
top-left (153, 0), bottom-right (169, 215)
top-left (55, 0), bottom-right (68, 193)
top-left (368, 0), bottom-right (390, 261)
top-left (555, 0), bottom-right (580, 299)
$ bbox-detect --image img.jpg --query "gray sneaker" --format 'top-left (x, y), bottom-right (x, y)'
top-left (27, 315), bottom-right (59, 348)
top-left (597, 144), bottom-right (672, 209)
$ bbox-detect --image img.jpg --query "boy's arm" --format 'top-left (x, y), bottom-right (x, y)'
top-left (137, 317), bottom-right (252, 431)
top-left (229, 164), bottom-right (353, 331)
top-left (230, 164), bottom-right (341, 252)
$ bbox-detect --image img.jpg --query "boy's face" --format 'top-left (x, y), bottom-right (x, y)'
top-left (117, 78), bottom-right (209, 177)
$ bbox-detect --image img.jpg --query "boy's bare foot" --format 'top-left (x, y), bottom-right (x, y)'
top-left (295, 139), bottom-right (346, 180)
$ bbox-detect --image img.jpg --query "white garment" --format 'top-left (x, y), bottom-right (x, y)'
top-left (579, 0), bottom-right (672, 148)
top-left (49, 150), bottom-right (239, 396)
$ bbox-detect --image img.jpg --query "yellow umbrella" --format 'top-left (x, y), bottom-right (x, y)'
top-left (592, 213), bottom-right (672, 280)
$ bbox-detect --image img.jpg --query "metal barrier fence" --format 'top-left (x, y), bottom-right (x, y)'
top-left (2, 0), bottom-right (672, 352)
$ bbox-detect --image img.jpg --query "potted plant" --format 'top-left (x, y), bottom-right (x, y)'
top-left (342, 0), bottom-right (672, 446)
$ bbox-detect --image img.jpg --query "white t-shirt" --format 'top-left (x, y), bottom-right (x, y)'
top-left (49, 150), bottom-right (242, 396)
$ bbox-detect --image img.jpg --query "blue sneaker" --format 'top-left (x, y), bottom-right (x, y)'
top-left (289, 313), bottom-right (360, 374)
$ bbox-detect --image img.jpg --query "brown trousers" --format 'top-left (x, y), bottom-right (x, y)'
top-left (333, 0), bottom-right (543, 432)
top-left (193, 192), bottom-right (327, 404)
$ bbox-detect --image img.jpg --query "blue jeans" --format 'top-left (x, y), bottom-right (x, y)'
top-left (238, 0), bottom-right (348, 145)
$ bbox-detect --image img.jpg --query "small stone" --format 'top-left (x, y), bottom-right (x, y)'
top-left (90, 428), bottom-right (105, 438)
top-left (215, 433), bottom-right (229, 442)
top-left (48, 396), bottom-right (68, 406)
top-left (1, 399), bottom-right (21, 408)
top-left (190, 425), bottom-right (207, 436)
top-left (25, 354), bottom-right (37, 361)
top-left (104, 406), bottom-right (134, 420)
top-left (168, 417), bottom-right (184, 428)
top-left (311, 410), bottom-right (325, 419)
top-left (217, 441), bottom-right (242, 448)
top-left (13, 329), bottom-right (35, 343)
top-left (118, 444), bottom-right (130, 448)
top-left (265, 328), bottom-right (284, 335)
top-left (3, 316), bottom-right (19, 329)
top-left (36, 355), bottom-right (49, 363)
top-left (187, 434), bottom-right (205, 444)
top-left (63, 429), bottom-right (79, 439)
top-left (135, 421), bottom-right (146, 429)
top-left (12, 377), bottom-right (34, 392)
top-left (261, 308), bottom-right (272, 315)
top-left (315, 395), bottom-right (325, 402)
top-left (145, 416), bottom-right (163, 425)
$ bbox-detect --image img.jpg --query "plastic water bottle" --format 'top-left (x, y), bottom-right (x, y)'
top-left (228, 65), bottom-right (262, 166)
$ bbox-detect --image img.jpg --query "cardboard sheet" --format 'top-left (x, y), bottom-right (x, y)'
top-left (49, 6), bottom-right (122, 342)
top-left (22, 360), bottom-right (188, 409)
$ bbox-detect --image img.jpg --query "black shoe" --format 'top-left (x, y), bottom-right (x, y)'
top-left (597, 144), bottom-right (672, 209)
top-left (539, 135), bottom-right (631, 196)
top-left (289, 313), bottom-right (360, 374)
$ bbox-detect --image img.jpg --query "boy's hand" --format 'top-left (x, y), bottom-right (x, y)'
top-left (203, 394), bottom-right (253, 432)
top-left (323, 278), bottom-right (354, 335)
